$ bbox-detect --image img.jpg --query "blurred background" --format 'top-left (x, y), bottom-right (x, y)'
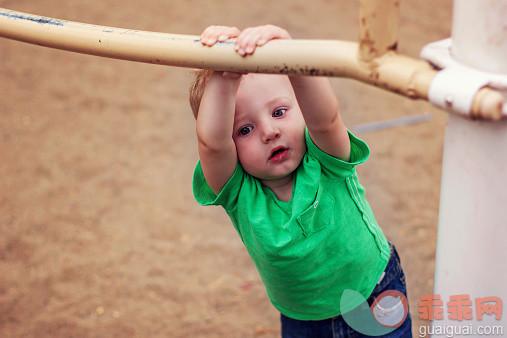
top-left (0, 0), bottom-right (452, 336)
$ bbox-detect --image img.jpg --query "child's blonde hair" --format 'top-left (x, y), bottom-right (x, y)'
top-left (189, 69), bottom-right (213, 119)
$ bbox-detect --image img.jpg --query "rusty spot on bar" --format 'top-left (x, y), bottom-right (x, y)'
top-left (387, 41), bottom-right (398, 51)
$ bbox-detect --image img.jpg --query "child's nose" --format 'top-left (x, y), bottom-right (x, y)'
top-left (261, 125), bottom-right (280, 143)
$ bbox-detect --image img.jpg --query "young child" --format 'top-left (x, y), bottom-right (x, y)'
top-left (190, 24), bottom-right (412, 337)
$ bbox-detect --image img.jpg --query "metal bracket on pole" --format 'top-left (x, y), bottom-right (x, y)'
top-left (421, 39), bottom-right (506, 120)
top-left (429, 67), bottom-right (496, 118)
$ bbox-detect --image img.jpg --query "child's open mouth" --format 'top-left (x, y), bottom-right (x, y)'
top-left (269, 147), bottom-right (288, 163)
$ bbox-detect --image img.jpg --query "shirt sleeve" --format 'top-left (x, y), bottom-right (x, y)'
top-left (192, 160), bottom-right (245, 212)
top-left (304, 128), bottom-right (370, 177)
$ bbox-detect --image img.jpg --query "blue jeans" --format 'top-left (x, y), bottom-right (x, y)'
top-left (280, 243), bottom-right (412, 337)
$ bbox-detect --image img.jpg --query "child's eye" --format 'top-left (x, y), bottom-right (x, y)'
top-left (238, 126), bottom-right (253, 136)
top-left (272, 108), bottom-right (286, 118)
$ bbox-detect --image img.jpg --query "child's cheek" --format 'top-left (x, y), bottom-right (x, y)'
top-left (238, 140), bottom-right (258, 166)
top-left (235, 140), bottom-right (248, 160)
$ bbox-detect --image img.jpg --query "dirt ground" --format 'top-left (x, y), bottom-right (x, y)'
top-left (0, 0), bottom-right (453, 336)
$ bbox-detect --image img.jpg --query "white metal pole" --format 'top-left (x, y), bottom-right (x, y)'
top-left (432, 0), bottom-right (507, 334)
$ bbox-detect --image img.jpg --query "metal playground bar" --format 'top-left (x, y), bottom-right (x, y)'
top-left (1, 0), bottom-right (506, 332)
top-left (0, 3), bottom-right (504, 120)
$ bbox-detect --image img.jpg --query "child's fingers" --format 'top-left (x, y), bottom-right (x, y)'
top-left (217, 34), bottom-right (229, 42)
top-left (200, 34), bottom-right (219, 46)
top-left (235, 28), bottom-right (261, 55)
top-left (235, 26), bottom-right (271, 54)
top-left (256, 26), bottom-right (291, 47)
top-left (200, 26), bottom-right (241, 46)
top-left (235, 25), bottom-right (292, 56)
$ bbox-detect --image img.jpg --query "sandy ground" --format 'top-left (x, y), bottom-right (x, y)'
top-left (0, 0), bottom-right (453, 336)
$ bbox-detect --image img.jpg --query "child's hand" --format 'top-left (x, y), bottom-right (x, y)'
top-left (234, 25), bottom-right (291, 56)
top-left (200, 26), bottom-right (241, 47)
top-left (200, 26), bottom-right (244, 79)
top-left (200, 24), bottom-right (291, 57)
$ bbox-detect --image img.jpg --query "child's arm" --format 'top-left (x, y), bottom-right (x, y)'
top-left (233, 25), bottom-right (351, 161)
top-left (196, 71), bottom-right (240, 195)
top-left (196, 27), bottom-right (245, 194)
top-left (289, 76), bottom-right (350, 162)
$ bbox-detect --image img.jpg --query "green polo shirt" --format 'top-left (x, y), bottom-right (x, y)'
top-left (193, 129), bottom-right (390, 320)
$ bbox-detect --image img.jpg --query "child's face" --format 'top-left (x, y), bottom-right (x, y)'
top-left (232, 74), bottom-right (306, 181)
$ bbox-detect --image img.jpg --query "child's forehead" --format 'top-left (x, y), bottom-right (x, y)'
top-left (237, 73), bottom-right (294, 102)
top-left (235, 74), bottom-right (295, 118)
top-left (240, 73), bottom-right (291, 88)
